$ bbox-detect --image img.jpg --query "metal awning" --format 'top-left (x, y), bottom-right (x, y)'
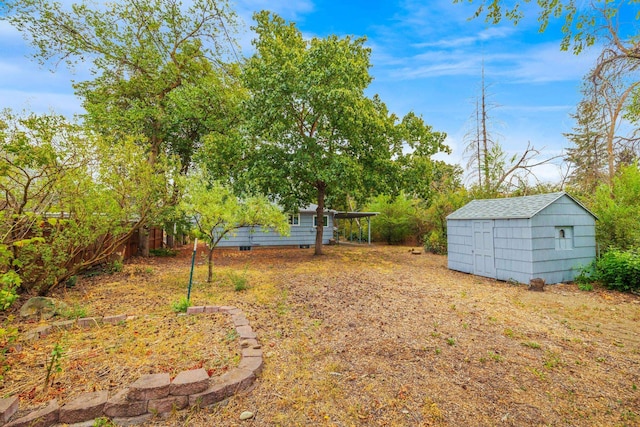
top-left (334, 211), bottom-right (379, 219)
top-left (334, 212), bottom-right (379, 244)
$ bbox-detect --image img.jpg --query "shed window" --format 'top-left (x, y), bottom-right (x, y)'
top-left (288, 214), bottom-right (300, 226)
top-left (313, 215), bottom-right (328, 228)
top-left (555, 226), bottom-right (573, 250)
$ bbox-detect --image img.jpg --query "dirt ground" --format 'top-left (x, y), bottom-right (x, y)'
top-left (3, 244), bottom-right (640, 426)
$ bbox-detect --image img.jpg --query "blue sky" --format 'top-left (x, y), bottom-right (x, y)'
top-left (0, 0), bottom-right (621, 184)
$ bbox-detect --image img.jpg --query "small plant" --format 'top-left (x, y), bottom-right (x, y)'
top-left (0, 270), bottom-right (20, 311)
top-left (105, 259), bottom-right (123, 274)
top-left (543, 351), bottom-right (562, 369)
top-left (150, 248), bottom-right (178, 257)
top-left (0, 318), bottom-right (19, 381)
top-left (171, 296), bottom-right (191, 313)
top-left (577, 282), bottom-right (594, 291)
top-left (57, 303), bottom-right (88, 320)
top-left (45, 342), bottom-right (65, 390)
top-left (224, 328), bottom-right (239, 343)
top-left (446, 338), bottom-right (456, 346)
top-left (93, 417), bottom-right (116, 427)
top-left (488, 351), bottom-right (503, 362)
top-left (65, 275), bottom-right (78, 288)
top-left (522, 341), bottom-right (541, 349)
top-left (227, 266), bottom-right (249, 292)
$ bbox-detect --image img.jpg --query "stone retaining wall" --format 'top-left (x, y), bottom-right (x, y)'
top-left (0, 306), bottom-right (263, 426)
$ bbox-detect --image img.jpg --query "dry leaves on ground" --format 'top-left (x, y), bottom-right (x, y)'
top-left (2, 244), bottom-right (639, 426)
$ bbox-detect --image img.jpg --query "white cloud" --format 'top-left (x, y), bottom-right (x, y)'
top-left (413, 26), bottom-right (516, 49)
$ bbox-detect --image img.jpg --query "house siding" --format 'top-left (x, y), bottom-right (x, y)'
top-left (446, 193), bottom-right (596, 284)
top-left (216, 211), bottom-right (334, 248)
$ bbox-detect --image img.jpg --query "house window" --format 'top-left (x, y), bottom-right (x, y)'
top-left (313, 215), bottom-right (328, 228)
top-left (288, 214), bottom-right (300, 226)
top-left (555, 226), bottom-right (573, 250)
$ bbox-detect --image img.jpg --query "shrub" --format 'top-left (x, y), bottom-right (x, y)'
top-left (171, 296), bottom-right (191, 313)
top-left (595, 248), bottom-right (640, 292)
top-left (227, 268), bottom-right (248, 292)
top-left (150, 248), bottom-right (178, 257)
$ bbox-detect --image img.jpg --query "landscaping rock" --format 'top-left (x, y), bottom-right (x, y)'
top-left (148, 395), bottom-right (188, 413)
top-left (169, 368), bottom-right (209, 396)
top-left (239, 411), bottom-right (254, 420)
top-left (103, 314), bottom-right (127, 325)
top-left (104, 390), bottom-right (147, 418)
top-left (0, 397), bottom-right (19, 424)
top-left (6, 399), bottom-right (59, 427)
top-left (221, 369), bottom-right (256, 393)
top-left (112, 413), bottom-right (153, 426)
top-left (59, 391), bottom-right (108, 424)
top-left (127, 373), bottom-right (170, 401)
top-left (188, 382), bottom-right (232, 408)
top-left (77, 317), bottom-right (102, 328)
top-left (238, 356), bottom-right (264, 376)
top-left (19, 297), bottom-right (67, 320)
top-left (236, 325), bottom-right (256, 340)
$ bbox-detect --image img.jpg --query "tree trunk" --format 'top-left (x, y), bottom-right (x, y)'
top-left (139, 226), bottom-right (150, 257)
top-left (207, 247), bottom-right (215, 283)
top-left (314, 182), bottom-right (326, 256)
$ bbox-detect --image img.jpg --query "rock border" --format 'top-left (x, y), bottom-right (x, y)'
top-left (0, 306), bottom-right (262, 426)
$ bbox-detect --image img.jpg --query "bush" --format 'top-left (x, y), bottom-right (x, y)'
top-left (595, 249), bottom-right (640, 292)
top-left (171, 296), bottom-right (191, 313)
top-left (150, 248), bottom-right (178, 257)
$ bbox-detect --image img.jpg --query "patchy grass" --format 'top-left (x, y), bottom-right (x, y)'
top-left (2, 245), bottom-right (639, 426)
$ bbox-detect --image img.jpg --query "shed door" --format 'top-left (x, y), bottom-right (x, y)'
top-left (472, 220), bottom-right (496, 278)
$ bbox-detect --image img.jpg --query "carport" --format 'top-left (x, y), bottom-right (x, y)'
top-left (334, 211), bottom-right (379, 245)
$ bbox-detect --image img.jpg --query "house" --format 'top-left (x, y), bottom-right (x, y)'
top-left (216, 204), bottom-right (336, 249)
top-left (446, 192), bottom-right (597, 284)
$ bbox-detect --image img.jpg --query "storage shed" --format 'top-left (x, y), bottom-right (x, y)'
top-left (446, 192), bottom-right (596, 284)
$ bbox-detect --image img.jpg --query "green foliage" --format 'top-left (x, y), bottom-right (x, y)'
top-left (423, 186), bottom-right (469, 254)
top-left (183, 170), bottom-right (288, 283)
top-left (44, 342), bottom-right (65, 390)
top-left (93, 418), bottom-right (116, 427)
top-left (171, 296), bottom-right (191, 313)
top-left (0, 318), bottom-right (18, 382)
top-left (242, 11), bottom-right (449, 254)
top-left (594, 248), bottom-right (640, 292)
top-left (57, 303), bottom-right (88, 320)
top-left (592, 164), bottom-right (640, 251)
top-left (452, 0), bottom-right (638, 54)
top-left (366, 194), bottom-right (423, 245)
top-left (150, 248), bottom-right (178, 257)
top-left (227, 267), bottom-right (248, 292)
top-left (0, 110), bottom-right (171, 295)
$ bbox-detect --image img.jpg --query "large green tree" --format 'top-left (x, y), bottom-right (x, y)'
top-left (4, 0), bottom-right (240, 253)
top-left (242, 11), bottom-right (447, 255)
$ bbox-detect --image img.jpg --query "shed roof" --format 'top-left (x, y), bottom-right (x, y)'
top-left (446, 192), bottom-right (596, 220)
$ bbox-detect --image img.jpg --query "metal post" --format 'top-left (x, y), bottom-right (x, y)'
top-left (187, 238), bottom-right (197, 301)
top-left (367, 217), bottom-right (372, 245)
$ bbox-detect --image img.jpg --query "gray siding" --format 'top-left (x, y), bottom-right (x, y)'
top-left (446, 219), bottom-right (474, 273)
top-left (446, 193), bottom-right (596, 284)
top-left (530, 195), bottom-right (596, 283)
top-left (493, 219), bottom-right (533, 283)
top-left (217, 212), bottom-right (333, 248)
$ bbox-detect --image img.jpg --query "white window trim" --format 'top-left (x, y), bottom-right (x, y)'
top-left (313, 215), bottom-right (328, 228)
top-left (288, 213), bottom-right (300, 226)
